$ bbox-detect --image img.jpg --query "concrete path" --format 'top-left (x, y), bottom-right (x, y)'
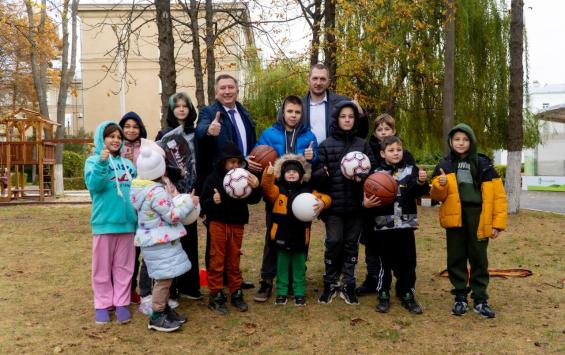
top-left (520, 190), bottom-right (565, 215)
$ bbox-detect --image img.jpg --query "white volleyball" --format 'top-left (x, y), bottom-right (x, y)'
top-left (340, 151), bottom-right (371, 180)
top-left (291, 193), bottom-right (319, 222)
top-left (172, 193), bottom-right (200, 225)
top-left (223, 168), bottom-right (252, 199)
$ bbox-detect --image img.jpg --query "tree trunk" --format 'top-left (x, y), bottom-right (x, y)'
top-left (205, 0), bottom-right (216, 104)
top-left (506, 0), bottom-right (524, 214)
top-left (310, 0), bottom-right (322, 66)
top-left (155, 0), bottom-right (177, 128)
top-left (442, 0), bottom-right (455, 156)
top-left (323, 0), bottom-right (337, 87)
top-left (25, 0), bottom-right (49, 118)
top-left (188, 0), bottom-right (206, 110)
top-left (54, 0), bottom-right (79, 196)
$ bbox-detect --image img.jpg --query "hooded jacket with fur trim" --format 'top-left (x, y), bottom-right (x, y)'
top-left (430, 123), bottom-right (507, 239)
top-left (261, 154), bottom-right (331, 251)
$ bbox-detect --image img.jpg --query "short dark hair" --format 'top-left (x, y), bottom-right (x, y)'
top-left (308, 63), bottom-right (329, 78)
top-left (380, 135), bottom-right (402, 151)
top-left (103, 124), bottom-right (122, 139)
top-left (215, 74), bottom-right (238, 87)
top-left (282, 95), bottom-right (303, 110)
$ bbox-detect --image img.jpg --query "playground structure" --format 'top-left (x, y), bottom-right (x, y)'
top-left (0, 108), bottom-right (59, 202)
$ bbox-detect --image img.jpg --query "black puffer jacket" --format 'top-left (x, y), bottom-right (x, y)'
top-left (200, 142), bottom-right (262, 224)
top-left (313, 102), bottom-right (376, 215)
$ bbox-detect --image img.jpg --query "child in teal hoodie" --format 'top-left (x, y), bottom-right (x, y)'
top-left (84, 121), bottom-right (137, 324)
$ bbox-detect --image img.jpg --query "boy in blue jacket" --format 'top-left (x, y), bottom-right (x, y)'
top-left (254, 95), bottom-right (318, 302)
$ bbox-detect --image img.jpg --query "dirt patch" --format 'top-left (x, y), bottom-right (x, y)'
top-left (0, 205), bottom-right (563, 353)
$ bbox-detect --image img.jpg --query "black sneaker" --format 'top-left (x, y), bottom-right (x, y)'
top-left (179, 290), bottom-right (203, 300)
top-left (400, 292), bottom-right (423, 314)
top-left (355, 277), bottom-right (377, 296)
top-left (148, 312), bottom-right (181, 332)
top-left (318, 283), bottom-right (338, 304)
top-left (241, 280), bottom-right (255, 290)
top-left (474, 300), bottom-right (496, 318)
top-left (294, 296), bottom-right (306, 307)
top-left (340, 283), bottom-right (359, 305)
top-left (253, 280), bottom-right (273, 302)
top-left (208, 291), bottom-right (228, 315)
top-left (375, 291), bottom-right (390, 313)
top-left (165, 305), bottom-right (187, 324)
top-left (231, 289), bottom-right (249, 312)
top-left (452, 295), bottom-right (468, 316)
top-left (274, 295), bottom-right (288, 305)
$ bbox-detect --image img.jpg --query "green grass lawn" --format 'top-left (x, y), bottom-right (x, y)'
top-left (528, 185), bottom-right (565, 192)
top-left (0, 205), bottom-right (563, 354)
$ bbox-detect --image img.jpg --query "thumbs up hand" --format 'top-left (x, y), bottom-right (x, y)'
top-left (266, 161), bottom-right (274, 175)
top-left (418, 165), bottom-right (428, 183)
top-left (213, 188), bottom-right (221, 204)
top-left (439, 168), bottom-right (447, 186)
top-left (207, 112), bottom-right (222, 136)
top-left (304, 141), bottom-right (314, 161)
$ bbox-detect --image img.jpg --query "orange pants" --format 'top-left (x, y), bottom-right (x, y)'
top-left (208, 221), bottom-right (244, 294)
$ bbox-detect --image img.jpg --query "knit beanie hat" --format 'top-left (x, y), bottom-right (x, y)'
top-left (136, 139), bottom-right (166, 180)
top-left (282, 160), bottom-right (304, 180)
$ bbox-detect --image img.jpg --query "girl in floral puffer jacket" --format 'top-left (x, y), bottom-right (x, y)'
top-left (130, 139), bottom-right (199, 332)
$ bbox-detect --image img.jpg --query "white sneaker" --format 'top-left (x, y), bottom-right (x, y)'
top-left (168, 298), bottom-right (179, 309)
top-left (138, 295), bottom-right (152, 316)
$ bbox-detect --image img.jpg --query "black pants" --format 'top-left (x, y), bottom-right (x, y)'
top-left (323, 213), bottom-right (362, 286)
top-left (374, 228), bottom-right (417, 297)
top-left (170, 223), bottom-right (200, 297)
top-left (259, 204), bottom-right (277, 281)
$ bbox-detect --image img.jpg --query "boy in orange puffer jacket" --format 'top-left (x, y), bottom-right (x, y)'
top-left (430, 123), bottom-right (507, 318)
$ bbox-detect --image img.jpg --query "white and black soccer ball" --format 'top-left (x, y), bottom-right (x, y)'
top-left (340, 151), bottom-right (371, 180)
top-left (222, 168), bottom-right (252, 199)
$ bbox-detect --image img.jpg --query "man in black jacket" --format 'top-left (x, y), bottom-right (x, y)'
top-left (302, 63), bottom-right (369, 144)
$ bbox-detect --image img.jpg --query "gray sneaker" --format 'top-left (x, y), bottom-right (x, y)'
top-left (148, 312), bottom-right (181, 332)
top-left (452, 295), bottom-right (468, 316)
top-left (253, 280), bottom-right (272, 302)
top-left (474, 301), bottom-right (496, 318)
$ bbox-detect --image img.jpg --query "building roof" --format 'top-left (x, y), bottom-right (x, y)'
top-left (535, 103), bottom-right (565, 124)
top-left (530, 83), bottom-right (565, 95)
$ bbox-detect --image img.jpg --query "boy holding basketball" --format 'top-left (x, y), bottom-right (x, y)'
top-left (261, 154), bottom-right (331, 306)
top-left (430, 123), bottom-right (506, 318)
top-left (200, 142), bottom-right (262, 314)
top-left (363, 136), bottom-right (429, 314)
top-left (358, 113), bottom-right (416, 296)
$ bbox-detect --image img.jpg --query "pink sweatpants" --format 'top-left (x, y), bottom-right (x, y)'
top-left (92, 233), bottom-right (135, 309)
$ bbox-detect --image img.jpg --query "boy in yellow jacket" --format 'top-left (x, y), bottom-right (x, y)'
top-left (430, 123), bottom-right (507, 318)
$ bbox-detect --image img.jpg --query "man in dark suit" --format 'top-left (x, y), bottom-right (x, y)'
top-left (196, 74), bottom-right (260, 290)
top-left (196, 74), bottom-right (263, 177)
top-left (301, 63), bottom-right (368, 144)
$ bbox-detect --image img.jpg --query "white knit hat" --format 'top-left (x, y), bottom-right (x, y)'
top-left (136, 139), bottom-right (166, 180)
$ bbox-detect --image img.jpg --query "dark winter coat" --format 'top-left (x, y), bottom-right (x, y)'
top-left (200, 143), bottom-right (262, 225)
top-left (313, 102), bottom-right (376, 215)
top-left (365, 159), bottom-right (429, 232)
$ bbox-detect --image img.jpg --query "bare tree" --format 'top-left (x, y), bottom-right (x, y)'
top-left (54, 0), bottom-right (79, 195)
top-left (155, 0), bottom-right (177, 128)
top-left (296, 0), bottom-right (323, 66)
top-left (442, 0), bottom-right (455, 155)
top-left (323, 0), bottom-right (336, 86)
top-left (506, 0), bottom-right (524, 214)
top-left (24, 0), bottom-right (49, 118)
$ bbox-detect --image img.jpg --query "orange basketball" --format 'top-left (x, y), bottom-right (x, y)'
top-left (363, 172), bottom-right (398, 206)
top-left (249, 145), bottom-right (279, 169)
